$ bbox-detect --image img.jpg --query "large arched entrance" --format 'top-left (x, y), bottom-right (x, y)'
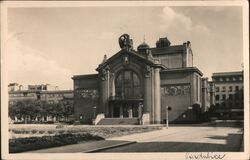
top-left (109, 70), bottom-right (143, 118)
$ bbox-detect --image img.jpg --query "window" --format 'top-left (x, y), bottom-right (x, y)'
top-left (219, 77), bottom-right (223, 82)
top-left (239, 76), bottom-right (243, 81)
top-left (226, 77), bottom-right (230, 81)
top-left (232, 77), bottom-right (236, 81)
top-left (216, 87), bottom-right (220, 92)
top-left (229, 86), bottom-right (232, 92)
top-left (222, 86), bottom-right (226, 92)
top-left (221, 102), bottom-right (226, 107)
top-left (229, 94), bottom-right (233, 100)
top-left (222, 94), bottom-right (226, 100)
top-left (215, 95), bottom-right (220, 100)
top-left (115, 70), bottom-right (141, 99)
top-left (235, 86), bottom-right (239, 91)
top-left (235, 94), bottom-right (239, 100)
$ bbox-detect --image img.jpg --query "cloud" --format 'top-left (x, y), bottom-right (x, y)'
top-left (159, 7), bottom-right (210, 42)
top-left (4, 33), bottom-right (73, 89)
top-left (160, 7), bottom-right (192, 31)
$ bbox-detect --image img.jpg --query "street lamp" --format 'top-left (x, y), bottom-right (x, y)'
top-left (139, 102), bottom-right (143, 125)
top-left (166, 106), bottom-right (172, 129)
top-left (93, 106), bottom-right (97, 118)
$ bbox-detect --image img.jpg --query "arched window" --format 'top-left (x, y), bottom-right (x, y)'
top-left (115, 70), bottom-right (141, 99)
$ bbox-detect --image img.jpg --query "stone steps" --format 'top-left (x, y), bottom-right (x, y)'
top-left (97, 118), bottom-right (139, 125)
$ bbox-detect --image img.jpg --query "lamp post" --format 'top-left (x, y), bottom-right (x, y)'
top-left (166, 106), bottom-right (172, 129)
top-left (139, 102), bottom-right (143, 125)
top-left (93, 106), bottom-right (97, 118)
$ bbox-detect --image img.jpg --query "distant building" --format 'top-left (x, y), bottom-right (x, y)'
top-left (211, 71), bottom-right (244, 120)
top-left (8, 83), bottom-right (73, 104)
top-left (8, 83), bottom-right (74, 123)
top-left (72, 34), bottom-right (211, 125)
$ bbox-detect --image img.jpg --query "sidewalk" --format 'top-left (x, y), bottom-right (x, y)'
top-left (28, 140), bottom-right (135, 153)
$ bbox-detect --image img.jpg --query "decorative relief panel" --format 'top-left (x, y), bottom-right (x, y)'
top-left (100, 66), bottom-right (110, 81)
top-left (161, 84), bottom-right (190, 96)
top-left (144, 65), bottom-right (151, 78)
top-left (76, 89), bottom-right (99, 99)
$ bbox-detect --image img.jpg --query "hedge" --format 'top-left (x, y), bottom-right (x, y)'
top-left (9, 133), bottom-right (104, 153)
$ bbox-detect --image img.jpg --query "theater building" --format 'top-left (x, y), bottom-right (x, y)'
top-left (72, 34), bottom-right (210, 125)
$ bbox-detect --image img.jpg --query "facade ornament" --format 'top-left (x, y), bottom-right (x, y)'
top-left (123, 56), bottom-right (129, 66)
top-left (118, 33), bottom-right (133, 50)
top-left (146, 50), bottom-right (154, 61)
top-left (100, 66), bottom-right (110, 81)
top-left (110, 72), bottom-right (115, 79)
top-left (102, 54), bottom-right (107, 63)
top-left (144, 65), bottom-right (152, 78)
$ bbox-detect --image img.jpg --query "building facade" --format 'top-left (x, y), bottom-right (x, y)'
top-left (72, 34), bottom-right (211, 124)
top-left (211, 71), bottom-right (244, 120)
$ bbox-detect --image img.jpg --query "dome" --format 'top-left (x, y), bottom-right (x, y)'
top-left (137, 42), bottom-right (150, 51)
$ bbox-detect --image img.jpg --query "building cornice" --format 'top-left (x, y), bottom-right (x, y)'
top-left (160, 67), bottom-right (203, 76)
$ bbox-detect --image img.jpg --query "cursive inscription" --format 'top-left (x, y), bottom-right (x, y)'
top-left (185, 152), bottom-right (226, 160)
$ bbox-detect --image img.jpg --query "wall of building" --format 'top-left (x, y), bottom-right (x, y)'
top-left (160, 69), bottom-right (202, 122)
top-left (156, 53), bottom-right (183, 68)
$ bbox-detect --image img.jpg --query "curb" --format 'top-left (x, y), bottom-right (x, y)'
top-left (84, 141), bottom-right (136, 153)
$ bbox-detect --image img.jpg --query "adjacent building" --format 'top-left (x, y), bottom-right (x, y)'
top-left (211, 71), bottom-right (244, 120)
top-left (72, 34), bottom-right (212, 125)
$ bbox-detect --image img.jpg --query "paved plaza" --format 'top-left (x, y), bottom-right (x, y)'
top-left (27, 123), bottom-right (243, 153)
top-left (101, 125), bottom-right (243, 152)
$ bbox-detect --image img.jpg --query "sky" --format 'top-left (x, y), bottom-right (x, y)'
top-left (5, 6), bottom-right (243, 90)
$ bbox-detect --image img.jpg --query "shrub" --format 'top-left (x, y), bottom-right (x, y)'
top-left (9, 133), bottom-right (104, 153)
top-left (31, 130), bottom-right (37, 134)
top-left (38, 130), bottom-right (45, 134)
top-left (58, 130), bottom-right (65, 134)
top-left (56, 125), bottom-right (64, 129)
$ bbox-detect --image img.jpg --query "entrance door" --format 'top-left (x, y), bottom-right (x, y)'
top-left (113, 106), bottom-right (120, 118)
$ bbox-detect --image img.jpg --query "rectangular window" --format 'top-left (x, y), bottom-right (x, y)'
top-left (229, 86), bottom-right (232, 92)
top-left (235, 94), bottom-right (239, 100)
top-left (222, 86), bottom-right (226, 92)
top-left (235, 86), bottom-right (239, 91)
top-left (222, 94), bottom-right (226, 100)
top-left (215, 95), bottom-right (220, 100)
top-left (229, 94), bottom-right (233, 100)
top-left (216, 87), bottom-right (220, 92)
top-left (221, 103), bottom-right (226, 107)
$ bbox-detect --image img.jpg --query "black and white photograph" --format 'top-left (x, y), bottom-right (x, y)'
top-left (1, 1), bottom-right (249, 160)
